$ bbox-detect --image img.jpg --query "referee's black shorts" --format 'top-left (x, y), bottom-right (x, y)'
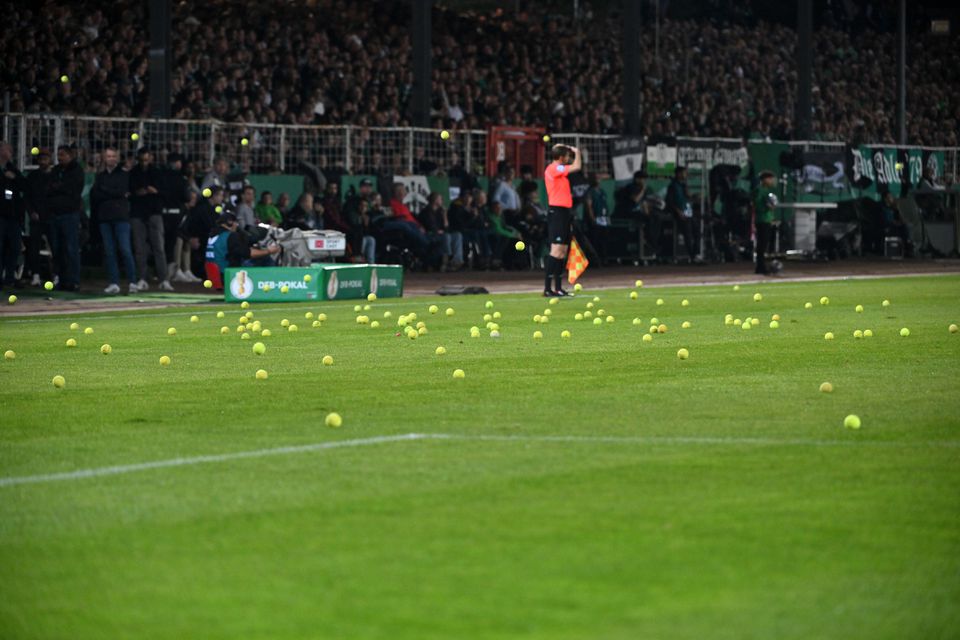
top-left (547, 206), bottom-right (573, 245)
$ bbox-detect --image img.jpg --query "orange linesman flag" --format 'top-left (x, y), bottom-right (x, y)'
top-left (566, 237), bottom-right (589, 284)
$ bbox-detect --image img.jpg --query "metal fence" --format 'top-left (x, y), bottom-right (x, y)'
top-left (2, 112), bottom-right (957, 186)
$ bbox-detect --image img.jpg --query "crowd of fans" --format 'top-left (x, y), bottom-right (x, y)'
top-left (2, 0), bottom-right (957, 145)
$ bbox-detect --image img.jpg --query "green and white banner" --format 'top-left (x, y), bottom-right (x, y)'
top-left (224, 264), bottom-right (403, 302)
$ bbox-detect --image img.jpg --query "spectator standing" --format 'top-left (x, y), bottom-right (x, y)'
top-left (185, 186), bottom-right (222, 262)
top-left (583, 175), bottom-right (611, 264)
top-left (353, 199), bottom-right (378, 264)
top-left (129, 148), bottom-right (173, 291)
top-left (463, 189), bottom-right (492, 269)
top-left (46, 146), bottom-right (85, 292)
top-left (486, 201), bottom-right (523, 269)
top-left (753, 170), bottom-right (777, 276)
top-left (666, 166), bottom-right (701, 263)
top-left (0, 142), bottom-right (25, 291)
top-left (492, 161), bottom-right (521, 219)
top-left (90, 147), bottom-right (137, 294)
top-left (158, 152), bottom-right (195, 282)
top-left (25, 149), bottom-right (53, 285)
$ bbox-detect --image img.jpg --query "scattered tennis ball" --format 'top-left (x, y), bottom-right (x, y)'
top-left (862, 329), bottom-right (873, 337)
top-left (515, 240), bottom-right (525, 251)
top-left (31, 146), bottom-right (40, 156)
top-left (771, 314), bottom-right (780, 321)
top-left (677, 348), bottom-right (689, 360)
top-left (819, 382), bottom-right (833, 393)
top-left (100, 344), bottom-right (111, 355)
top-left (240, 301), bottom-right (250, 309)
top-left (325, 412), bottom-right (343, 427)
top-left (844, 414), bottom-right (861, 430)
top-left (52, 374), bottom-right (65, 388)
top-left (574, 283), bottom-right (583, 292)
top-left (3, 349), bottom-right (13, 360)
top-left (130, 132), bottom-right (139, 141)
top-left (820, 296), bottom-right (830, 305)
top-left (629, 291), bottom-right (638, 300)
top-left (657, 323), bottom-right (667, 333)
top-left (855, 304), bottom-right (864, 313)
top-left (318, 313), bottom-right (327, 322)
top-left (469, 327), bottom-right (480, 338)
top-left (7, 294), bottom-right (16, 304)
top-left (261, 329), bottom-right (272, 337)
top-left (159, 355), bottom-right (171, 366)
top-left (190, 315), bottom-right (199, 323)
top-left (435, 346), bottom-right (447, 356)
top-left (280, 319), bottom-right (290, 328)
top-left (220, 326), bottom-right (229, 334)
top-left (288, 324), bottom-right (298, 332)
top-left (429, 304), bottom-right (439, 314)
top-left (241, 137), bottom-right (249, 146)
top-left (166, 327), bottom-right (177, 336)
top-left (69, 322), bottom-right (79, 330)
top-left (561, 330), bottom-right (571, 339)
top-left (853, 329), bottom-right (864, 339)
top-left (240, 332), bottom-right (251, 340)
top-left (84, 326), bottom-right (95, 335)
top-left (682, 321), bottom-right (691, 329)
top-left (635, 280), bottom-right (643, 288)
top-left (741, 322), bottom-right (751, 330)
top-left (649, 325), bottom-right (658, 334)
top-left (543, 134), bottom-right (551, 142)
top-left (203, 279), bottom-right (213, 289)
top-left (252, 342), bottom-right (266, 355)
top-left (452, 369), bottom-right (465, 379)
top-left (585, 302), bottom-right (594, 309)
top-left (533, 330), bottom-right (543, 340)
top-left (804, 302), bottom-right (813, 309)
top-left (543, 308), bottom-right (552, 316)
top-left (753, 292), bottom-right (763, 302)
top-left (322, 355), bottom-right (333, 366)
top-left (899, 327), bottom-right (910, 337)
top-left (950, 324), bottom-right (958, 334)
top-left (574, 313), bottom-right (583, 321)
top-left (445, 307), bottom-right (454, 317)
top-left (656, 298), bottom-right (664, 306)
top-left (440, 130), bottom-right (450, 140)
top-left (592, 296), bottom-right (600, 302)
top-left (215, 311), bottom-right (225, 319)
top-left (593, 317), bottom-right (602, 325)
top-left (642, 333), bottom-right (653, 343)
top-left (280, 285), bottom-right (289, 294)
top-left (485, 300), bottom-right (494, 309)
top-left (882, 299), bottom-right (890, 307)
top-left (202, 187), bottom-right (212, 198)
top-left (733, 319), bottom-right (742, 326)
top-left (43, 280), bottom-right (54, 291)
top-left (733, 284), bottom-right (740, 291)
top-left (769, 320), bottom-right (779, 329)
top-left (255, 369), bottom-right (268, 380)
top-left (681, 299), bottom-right (689, 307)
top-left (606, 315), bottom-right (615, 323)
top-left (824, 332), bottom-right (834, 340)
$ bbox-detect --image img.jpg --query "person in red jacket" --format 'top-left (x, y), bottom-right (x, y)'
top-left (384, 183), bottom-right (429, 259)
top-left (543, 144), bottom-right (581, 296)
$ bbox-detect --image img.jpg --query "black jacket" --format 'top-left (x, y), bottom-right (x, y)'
top-left (0, 161), bottom-right (25, 221)
top-left (26, 168), bottom-right (52, 220)
top-left (46, 160), bottom-right (84, 216)
top-left (157, 166), bottom-right (189, 212)
top-left (128, 164), bottom-right (162, 217)
top-left (185, 200), bottom-right (218, 239)
top-left (91, 167), bottom-right (130, 223)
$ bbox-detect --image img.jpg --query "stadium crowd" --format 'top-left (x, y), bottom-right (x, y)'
top-left (2, 0), bottom-right (957, 145)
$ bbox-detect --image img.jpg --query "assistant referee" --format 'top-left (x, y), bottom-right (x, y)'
top-left (543, 144), bottom-right (581, 296)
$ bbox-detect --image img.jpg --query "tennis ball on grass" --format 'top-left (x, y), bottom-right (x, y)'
top-left (753, 292), bottom-right (763, 302)
top-left (252, 342), bottom-right (266, 355)
top-left (824, 332), bottom-right (834, 340)
top-left (240, 301), bottom-right (250, 309)
top-left (574, 313), bottom-right (583, 321)
top-left (220, 326), bottom-right (229, 334)
top-left (882, 299), bottom-right (890, 307)
top-left (216, 311), bottom-right (225, 319)
top-left (629, 291), bottom-right (638, 300)
top-left (819, 382), bottom-right (833, 393)
top-left (533, 331), bottom-right (543, 340)
top-left (682, 321), bottom-right (691, 329)
top-left (190, 315), bottom-right (199, 323)
top-left (167, 327), bottom-right (177, 336)
top-left (70, 322), bottom-right (80, 330)
top-left (325, 412), bottom-right (343, 427)
top-left (681, 299), bottom-right (689, 307)
top-left (322, 355), bottom-right (333, 366)
top-left (853, 329), bottom-right (863, 339)
top-left (950, 324), bottom-right (958, 334)
top-left (65, 338), bottom-right (77, 347)
top-left (561, 330), bottom-right (571, 339)
top-left (820, 296), bottom-right (830, 305)
top-left (452, 369), bottom-right (465, 379)
top-left (84, 327), bottom-right (94, 335)
top-left (656, 298), bottom-right (664, 306)
top-left (241, 332), bottom-right (250, 340)
top-left (804, 302), bottom-right (813, 309)
top-left (844, 414), bottom-right (861, 430)
top-left (769, 320), bottom-right (779, 329)
top-left (159, 355), bottom-right (171, 366)
top-left (429, 304), bottom-right (439, 314)
top-left (855, 304), bottom-right (864, 313)
top-left (255, 369), bottom-right (268, 380)
top-left (485, 301), bottom-right (494, 309)
top-left (863, 329), bottom-right (873, 337)
top-left (100, 344), bottom-right (111, 355)
top-left (261, 329), bottom-right (271, 337)
top-left (899, 327), bottom-right (910, 337)
top-left (435, 346), bottom-right (446, 355)
top-left (642, 333), bottom-right (653, 343)
top-left (52, 375), bottom-right (65, 388)
top-left (3, 350), bottom-right (14, 360)
top-left (677, 348), bottom-right (689, 360)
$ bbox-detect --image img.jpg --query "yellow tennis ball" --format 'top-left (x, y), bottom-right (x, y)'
top-left (3, 350), bottom-right (14, 360)
top-left (159, 355), bottom-right (171, 366)
top-left (190, 315), bottom-right (199, 323)
top-left (167, 327), bottom-right (177, 336)
top-left (452, 369), bottom-right (465, 379)
top-left (322, 355), bottom-right (333, 366)
top-left (561, 330), bottom-right (571, 339)
top-left (435, 346), bottom-right (447, 355)
top-left (261, 329), bottom-right (271, 337)
top-left (325, 412), bottom-right (343, 427)
top-left (100, 344), bottom-right (112, 355)
top-left (84, 327), bottom-right (94, 335)
top-left (60, 75), bottom-right (69, 84)
top-left (31, 146), bottom-right (40, 156)
top-left (899, 327), bottom-right (910, 337)
top-left (819, 382), bottom-right (833, 393)
top-left (203, 279), bottom-right (213, 288)
top-left (7, 294), bottom-right (16, 304)
top-left (220, 326), bottom-right (229, 334)
top-left (202, 187), bottom-right (212, 198)
top-left (574, 283), bottom-right (583, 292)
top-left (440, 130), bottom-right (450, 140)
top-left (844, 414), bottom-right (861, 430)
top-left (543, 134), bottom-right (551, 142)
top-left (682, 321), bottom-right (691, 329)
top-left (130, 132), bottom-right (139, 141)
top-left (44, 280), bottom-right (54, 291)
top-left (950, 324), bottom-right (958, 334)
top-left (65, 338), bottom-right (77, 347)
top-left (677, 348), bottom-right (689, 360)
top-left (753, 292), bottom-right (763, 302)
top-left (52, 374), bottom-right (65, 388)
top-left (240, 301), bottom-right (250, 309)
top-left (515, 240), bottom-right (525, 251)
top-left (642, 333), bottom-right (653, 343)
top-left (820, 296), bottom-right (830, 305)
top-left (241, 137), bottom-right (249, 146)
top-left (255, 369), bottom-right (268, 380)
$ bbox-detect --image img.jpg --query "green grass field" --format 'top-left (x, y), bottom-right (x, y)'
top-left (1, 275), bottom-right (959, 639)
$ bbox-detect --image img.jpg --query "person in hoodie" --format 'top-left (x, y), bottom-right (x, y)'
top-left (90, 147), bottom-right (137, 294)
top-left (45, 146), bottom-right (85, 291)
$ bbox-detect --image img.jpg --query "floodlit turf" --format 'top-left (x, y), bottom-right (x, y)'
top-left (1, 275), bottom-right (959, 639)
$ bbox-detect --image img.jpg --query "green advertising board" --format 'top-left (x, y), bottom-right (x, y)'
top-left (223, 264), bottom-right (403, 303)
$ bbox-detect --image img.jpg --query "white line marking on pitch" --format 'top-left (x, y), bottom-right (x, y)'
top-left (2, 432), bottom-right (956, 489)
